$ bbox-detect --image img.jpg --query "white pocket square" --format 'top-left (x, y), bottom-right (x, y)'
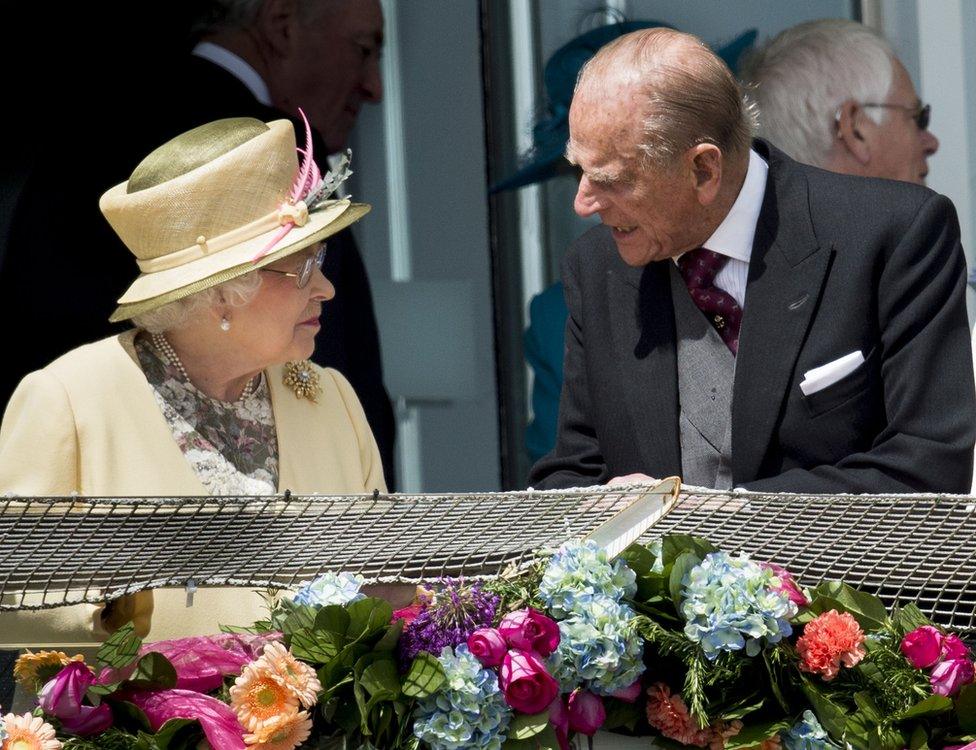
top-left (800, 351), bottom-right (865, 396)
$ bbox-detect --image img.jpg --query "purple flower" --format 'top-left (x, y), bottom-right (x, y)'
top-left (762, 563), bottom-right (809, 607)
top-left (901, 626), bottom-right (943, 669)
top-left (38, 661), bottom-right (113, 737)
top-left (60, 703), bottom-right (114, 736)
top-left (611, 678), bottom-right (643, 703)
top-left (397, 579), bottom-right (498, 669)
top-left (930, 659), bottom-right (975, 697)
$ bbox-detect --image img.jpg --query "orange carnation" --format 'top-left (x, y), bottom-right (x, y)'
top-left (796, 609), bottom-right (866, 680)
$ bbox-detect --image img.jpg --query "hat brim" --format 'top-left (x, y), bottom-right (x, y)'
top-left (109, 200), bottom-right (370, 322)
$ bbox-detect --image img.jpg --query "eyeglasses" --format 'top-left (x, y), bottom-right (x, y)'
top-left (261, 244), bottom-right (326, 289)
top-left (860, 102), bottom-right (931, 130)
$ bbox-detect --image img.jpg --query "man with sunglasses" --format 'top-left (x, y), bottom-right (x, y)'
top-left (743, 19), bottom-right (938, 185)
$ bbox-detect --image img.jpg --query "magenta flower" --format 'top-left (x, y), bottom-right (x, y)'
top-left (611, 678), bottom-right (643, 703)
top-left (942, 634), bottom-right (972, 661)
top-left (60, 703), bottom-right (114, 736)
top-left (498, 608), bottom-right (560, 657)
top-left (762, 563), bottom-right (809, 607)
top-left (127, 688), bottom-right (246, 749)
top-left (499, 649), bottom-right (560, 714)
top-left (38, 662), bottom-right (94, 719)
top-left (568, 689), bottom-right (606, 735)
top-left (467, 628), bottom-right (508, 667)
top-left (549, 696), bottom-right (570, 750)
top-left (141, 633), bottom-right (280, 693)
top-left (930, 659), bottom-right (975, 697)
top-left (901, 626), bottom-right (944, 669)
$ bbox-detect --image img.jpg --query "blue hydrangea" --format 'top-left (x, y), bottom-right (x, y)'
top-left (0, 715), bottom-right (6, 743)
top-left (292, 571), bottom-right (365, 607)
top-left (782, 710), bottom-right (837, 750)
top-left (414, 644), bottom-right (511, 750)
top-left (548, 597), bottom-right (645, 695)
top-left (681, 552), bottom-right (797, 660)
top-left (540, 540), bottom-right (637, 619)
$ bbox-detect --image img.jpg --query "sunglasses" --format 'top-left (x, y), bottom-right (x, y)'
top-left (261, 244), bottom-right (327, 289)
top-left (859, 102), bottom-right (931, 130)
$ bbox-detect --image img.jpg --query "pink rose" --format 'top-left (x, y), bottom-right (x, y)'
top-left (498, 608), bottom-right (561, 657)
top-left (467, 628), bottom-right (508, 667)
top-left (568, 690), bottom-right (606, 736)
top-left (930, 659), bottom-right (975, 697)
top-left (762, 563), bottom-right (809, 607)
top-left (499, 649), bottom-right (560, 714)
top-left (942, 634), bottom-right (972, 661)
top-left (38, 661), bottom-right (94, 719)
top-left (549, 697), bottom-right (570, 750)
top-left (611, 678), bottom-right (643, 703)
top-left (901, 626), bottom-right (944, 669)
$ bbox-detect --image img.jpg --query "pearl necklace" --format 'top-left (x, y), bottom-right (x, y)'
top-left (151, 333), bottom-right (258, 402)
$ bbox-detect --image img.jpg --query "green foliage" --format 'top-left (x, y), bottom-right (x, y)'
top-left (96, 622), bottom-right (142, 671)
top-left (806, 581), bottom-right (889, 631)
top-left (501, 723), bottom-right (560, 750)
top-left (484, 558), bottom-right (547, 617)
top-left (956, 684), bottom-right (976, 733)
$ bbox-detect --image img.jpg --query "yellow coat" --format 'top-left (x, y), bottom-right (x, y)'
top-left (0, 331), bottom-right (386, 647)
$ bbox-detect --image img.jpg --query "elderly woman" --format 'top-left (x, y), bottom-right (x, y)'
top-left (0, 116), bottom-right (385, 650)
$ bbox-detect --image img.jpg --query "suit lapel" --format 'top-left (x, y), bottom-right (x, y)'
top-left (731, 143), bottom-right (832, 482)
top-left (608, 259), bottom-right (682, 475)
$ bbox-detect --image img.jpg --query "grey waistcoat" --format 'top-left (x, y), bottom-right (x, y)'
top-left (669, 265), bottom-right (735, 489)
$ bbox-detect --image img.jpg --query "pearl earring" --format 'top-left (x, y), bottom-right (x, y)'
top-left (220, 317), bottom-right (231, 332)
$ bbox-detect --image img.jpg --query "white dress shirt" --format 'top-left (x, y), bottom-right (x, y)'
top-left (675, 149), bottom-right (768, 308)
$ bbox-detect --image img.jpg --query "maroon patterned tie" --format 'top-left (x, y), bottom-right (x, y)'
top-left (677, 247), bottom-right (742, 355)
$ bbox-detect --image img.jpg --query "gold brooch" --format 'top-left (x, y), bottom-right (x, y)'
top-left (282, 361), bottom-right (321, 402)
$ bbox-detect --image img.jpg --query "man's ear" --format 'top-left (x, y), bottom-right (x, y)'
top-left (687, 143), bottom-right (723, 206)
top-left (253, 0), bottom-right (298, 57)
top-left (835, 99), bottom-right (872, 166)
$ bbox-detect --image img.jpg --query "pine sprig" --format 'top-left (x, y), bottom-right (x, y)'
top-left (482, 558), bottom-right (547, 618)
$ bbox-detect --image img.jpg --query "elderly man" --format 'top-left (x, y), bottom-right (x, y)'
top-left (528, 28), bottom-right (974, 494)
top-left (742, 19), bottom-right (938, 184)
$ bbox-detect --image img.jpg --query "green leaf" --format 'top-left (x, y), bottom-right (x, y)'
top-left (801, 676), bottom-right (850, 740)
top-left (151, 718), bottom-right (201, 749)
top-left (359, 658), bottom-right (401, 699)
top-left (896, 694), bottom-right (953, 721)
top-left (661, 534), bottom-right (717, 566)
top-left (717, 695), bottom-right (765, 721)
top-left (507, 711), bottom-right (550, 740)
top-left (346, 598), bottom-right (394, 640)
top-left (315, 604), bottom-right (353, 638)
top-left (854, 691), bottom-right (883, 723)
top-left (126, 652), bottom-right (178, 691)
top-left (112, 701), bottom-right (154, 733)
top-left (96, 622), bottom-right (142, 670)
top-left (908, 724), bottom-right (930, 750)
top-left (669, 551), bottom-right (700, 609)
top-left (893, 603), bottom-right (932, 634)
top-left (281, 603), bottom-right (318, 637)
top-left (809, 582), bottom-right (888, 630)
top-left (763, 650), bottom-right (791, 713)
top-left (373, 617), bottom-right (404, 652)
top-left (502, 723), bottom-right (560, 750)
top-left (602, 699), bottom-right (642, 731)
top-left (956, 683), bottom-right (976, 733)
top-left (289, 627), bottom-right (343, 664)
top-left (402, 652), bottom-right (446, 698)
top-left (724, 720), bottom-right (791, 750)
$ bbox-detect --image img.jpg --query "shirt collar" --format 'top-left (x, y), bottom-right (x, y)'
top-left (192, 42), bottom-right (272, 107)
top-left (700, 148), bottom-right (768, 264)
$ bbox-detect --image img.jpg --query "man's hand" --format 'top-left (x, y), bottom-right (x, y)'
top-left (607, 473), bottom-right (656, 486)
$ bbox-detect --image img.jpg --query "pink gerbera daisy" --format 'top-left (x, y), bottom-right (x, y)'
top-left (243, 710), bottom-right (313, 750)
top-left (230, 665), bottom-right (300, 732)
top-left (1, 712), bottom-right (61, 750)
top-left (253, 642), bottom-right (321, 708)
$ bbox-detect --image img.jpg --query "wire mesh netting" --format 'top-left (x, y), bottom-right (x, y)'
top-left (1, 485), bottom-right (973, 635)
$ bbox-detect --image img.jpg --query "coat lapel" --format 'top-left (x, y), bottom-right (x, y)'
top-left (731, 143), bottom-right (832, 482)
top-left (608, 259), bottom-right (682, 475)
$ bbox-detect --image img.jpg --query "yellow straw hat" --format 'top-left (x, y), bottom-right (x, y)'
top-left (100, 115), bottom-right (370, 322)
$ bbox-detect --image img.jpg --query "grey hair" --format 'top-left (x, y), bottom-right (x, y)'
top-left (191, 0), bottom-right (340, 37)
top-left (740, 19), bottom-right (894, 168)
top-left (576, 28), bottom-right (758, 169)
top-left (132, 272), bottom-right (264, 334)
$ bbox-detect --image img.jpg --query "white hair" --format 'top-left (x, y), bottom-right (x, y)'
top-left (191, 0), bottom-right (339, 37)
top-left (740, 19), bottom-right (895, 167)
top-left (132, 272), bottom-right (264, 334)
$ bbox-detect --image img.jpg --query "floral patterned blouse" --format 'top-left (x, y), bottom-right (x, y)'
top-left (135, 334), bottom-right (279, 495)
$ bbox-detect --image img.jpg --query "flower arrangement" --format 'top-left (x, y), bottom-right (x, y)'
top-left (10, 536), bottom-right (976, 750)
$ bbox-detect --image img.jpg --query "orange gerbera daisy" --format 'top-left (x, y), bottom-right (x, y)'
top-left (13, 651), bottom-right (84, 693)
top-left (243, 710), bottom-right (313, 750)
top-left (230, 665), bottom-right (300, 732)
top-left (1, 712), bottom-right (62, 750)
top-left (253, 642), bottom-right (321, 708)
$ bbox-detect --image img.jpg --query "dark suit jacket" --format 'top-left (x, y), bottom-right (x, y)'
top-left (0, 55), bottom-right (396, 487)
top-left (530, 141), bottom-right (976, 494)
